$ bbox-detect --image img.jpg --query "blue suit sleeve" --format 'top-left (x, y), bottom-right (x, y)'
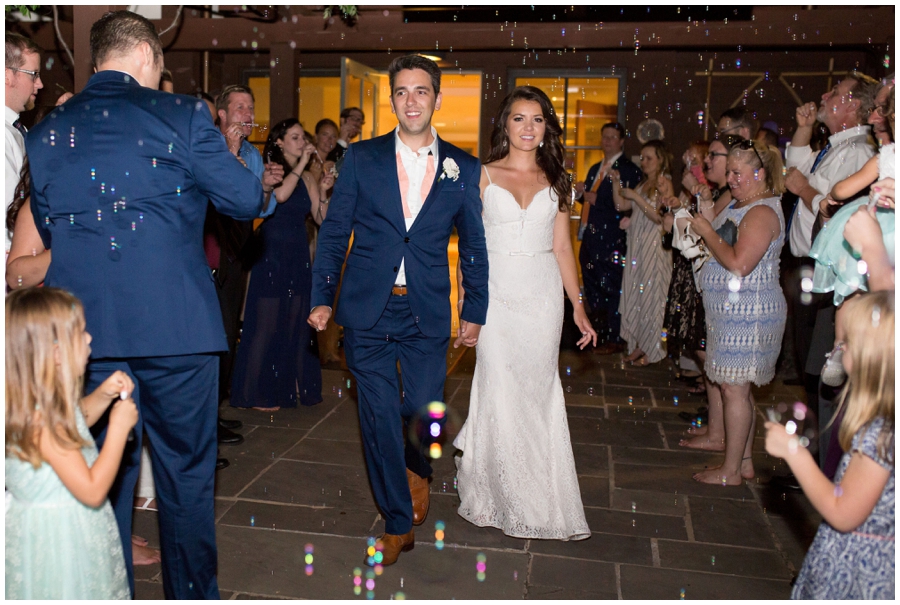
top-left (311, 143), bottom-right (359, 308)
top-left (30, 172), bottom-right (51, 250)
top-left (454, 157), bottom-right (489, 325)
top-left (190, 107), bottom-right (263, 220)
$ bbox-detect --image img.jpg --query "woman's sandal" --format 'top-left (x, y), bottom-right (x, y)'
top-left (686, 378), bottom-right (706, 395)
top-left (630, 355), bottom-right (651, 367)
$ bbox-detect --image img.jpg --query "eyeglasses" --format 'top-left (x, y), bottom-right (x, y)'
top-left (738, 139), bottom-right (765, 169)
top-left (708, 152), bottom-right (728, 159)
top-left (720, 124), bottom-right (741, 135)
top-left (7, 67), bottom-right (41, 83)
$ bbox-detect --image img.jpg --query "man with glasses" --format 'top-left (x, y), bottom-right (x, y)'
top-left (5, 32), bottom-right (43, 255)
top-left (867, 77), bottom-right (894, 146)
top-left (328, 106), bottom-right (365, 163)
top-left (717, 106), bottom-right (758, 140)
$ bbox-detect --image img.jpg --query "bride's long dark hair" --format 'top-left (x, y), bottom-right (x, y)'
top-left (487, 86), bottom-right (571, 212)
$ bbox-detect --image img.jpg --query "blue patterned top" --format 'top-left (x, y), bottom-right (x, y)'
top-left (792, 416), bottom-right (895, 599)
top-left (700, 196), bottom-right (786, 385)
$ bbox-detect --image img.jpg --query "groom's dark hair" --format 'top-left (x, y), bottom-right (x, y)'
top-left (388, 54), bottom-right (441, 95)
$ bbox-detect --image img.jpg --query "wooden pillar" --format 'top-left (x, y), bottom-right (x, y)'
top-left (269, 42), bottom-right (299, 122)
top-left (72, 5), bottom-right (110, 91)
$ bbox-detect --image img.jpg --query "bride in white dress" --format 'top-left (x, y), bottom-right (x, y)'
top-left (453, 86), bottom-right (596, 540)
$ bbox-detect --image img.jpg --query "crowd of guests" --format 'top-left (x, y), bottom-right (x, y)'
top-left (574, 78), bottom-right (894, 596)
top-left (4, 9), bottom-right (893, 601)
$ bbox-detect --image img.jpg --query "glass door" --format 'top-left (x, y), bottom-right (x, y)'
top-left (341, 58), bottom-right (389, 141)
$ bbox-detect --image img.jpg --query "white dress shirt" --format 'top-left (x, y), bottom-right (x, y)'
top-left (785, 125), bottom-right (874, 257)
top-left (394, 125), bottom-right (439, 286)
top-left (5, 105), bottom-right (25, 255)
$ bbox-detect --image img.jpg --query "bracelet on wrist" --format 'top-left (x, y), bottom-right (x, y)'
top-left (320, 198), bottom-right (330, 205)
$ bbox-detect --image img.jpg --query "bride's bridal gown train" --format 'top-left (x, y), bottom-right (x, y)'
top-left (454, 166), bottom-right (590, 541)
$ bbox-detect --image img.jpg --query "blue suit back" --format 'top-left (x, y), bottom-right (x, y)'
top-left (28, 70), bottom-right (263, 359)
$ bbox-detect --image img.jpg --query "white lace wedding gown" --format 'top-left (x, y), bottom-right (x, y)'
top-left (453, 167), bottom-right (590, 541)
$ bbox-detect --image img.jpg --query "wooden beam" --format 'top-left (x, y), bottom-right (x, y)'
top-left (143, 6), bottom-right (893, 53)
top-left (270, 42), bottom-right (300, 125)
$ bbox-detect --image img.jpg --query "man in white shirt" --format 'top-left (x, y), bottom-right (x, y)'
top-left (4, 32), bottom-right (43, 254)
top-left (782, 72), bottom-right (876, 473)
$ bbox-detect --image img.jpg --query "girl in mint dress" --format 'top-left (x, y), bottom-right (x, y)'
top-left (5, 288), bottom-right (137, 599)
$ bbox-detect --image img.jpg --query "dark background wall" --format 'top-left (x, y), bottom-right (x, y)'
top-left (10, 5), bottom-right (892, 167)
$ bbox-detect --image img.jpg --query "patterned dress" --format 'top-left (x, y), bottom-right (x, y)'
top-left (618, 183), bottom-right (672, 363)
top-left (792, 417), bottom-right (894, 599)
top-left (6, 407), bottom-right (129, 599)
top-left (700, 197), bottom-right (786, 385)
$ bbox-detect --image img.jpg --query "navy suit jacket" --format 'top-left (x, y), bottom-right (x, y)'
top-left (582, 155), bottom-right (642, 254)
top-left (311, 132), bottom-right (488, 338)
top-left (29, 70), bottom-right (264, 358)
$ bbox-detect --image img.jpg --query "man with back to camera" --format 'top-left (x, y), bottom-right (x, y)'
top-left (575, 122), bottom-right (641, 354)
top-left (309, 54), bottom-right (488, 566)
top-left (27, 10), bottom-right (277, 598)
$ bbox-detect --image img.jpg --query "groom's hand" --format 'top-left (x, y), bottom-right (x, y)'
top-left (453, 321), bottom-right (482, 349)
top-left (308, 306), bottom-right (332, 332)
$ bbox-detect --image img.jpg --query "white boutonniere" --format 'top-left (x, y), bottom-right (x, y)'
top-left (440, 157), bottom-right (460, 182)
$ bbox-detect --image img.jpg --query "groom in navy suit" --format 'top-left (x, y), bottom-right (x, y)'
top-left (28, 11), bottom-right (273, 599)
top-left (309, 55), bottom-right (488, 565)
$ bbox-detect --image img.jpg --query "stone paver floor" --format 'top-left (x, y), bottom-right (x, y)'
top-left (134, 347), bottom-right (820, 599)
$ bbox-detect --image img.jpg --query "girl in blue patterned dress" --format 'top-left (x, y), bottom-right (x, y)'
top-left (6, 288), bottom-right (137, 599)
top-left (765, 291), bottom-right (894, 600)
top-left (686, 141), bottom-right (787, 485)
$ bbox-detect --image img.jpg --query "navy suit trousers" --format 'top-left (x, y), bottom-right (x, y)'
top-left (343, 295), bottom-right (448, 535)
top-left (87, 354), bottom-right (220, 600)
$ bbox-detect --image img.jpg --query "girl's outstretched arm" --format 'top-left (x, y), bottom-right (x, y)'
top-left (831, 155), bottom-right (879, 201)
top-left (765, 421), bottom-right (890, 532)
top-left (39, 397), bottom-right (138, 508)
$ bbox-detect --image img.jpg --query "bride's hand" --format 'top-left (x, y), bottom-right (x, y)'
top-left (573, 305), bottom-right (598, 350)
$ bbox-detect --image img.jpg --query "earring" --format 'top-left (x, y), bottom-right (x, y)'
top-left (502, 139), bottom-right (508, 147)
top-left (539, 141), bottom-right (544, 148)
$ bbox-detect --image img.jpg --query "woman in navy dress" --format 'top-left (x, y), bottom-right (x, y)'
top-left (231, 118), bottom-right (334, 410)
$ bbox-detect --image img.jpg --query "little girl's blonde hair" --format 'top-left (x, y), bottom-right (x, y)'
top-left (835, 290), bottom-right (894, 462)
top-left (6, 288), bottom-right (89, 467)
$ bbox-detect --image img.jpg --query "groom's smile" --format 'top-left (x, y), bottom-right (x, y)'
top-left (390, 67), bottom-right (443, 143)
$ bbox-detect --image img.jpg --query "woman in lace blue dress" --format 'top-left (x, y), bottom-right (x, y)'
top-left (687, 141), bottom-right (786, 485)
top-left (765, 291), bottom-right (894, 600)
top-left (6, 288), bottom-right (134, 599)
top-left (230, 119), bottom-right (333, 410)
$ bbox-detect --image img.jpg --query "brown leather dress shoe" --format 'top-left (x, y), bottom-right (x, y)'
top-left (369, 531), bottom-right (414, 566)
top-left (407, 469), bottom-right (430, 526)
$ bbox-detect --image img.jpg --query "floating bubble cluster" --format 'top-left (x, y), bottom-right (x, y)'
top-left (475, 552), bottom-right (487, 582)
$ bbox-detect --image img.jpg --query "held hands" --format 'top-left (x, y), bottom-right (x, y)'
top-left (307, 306), bottom-right (332, 332)
top-left (573, 305), bottom-right (598, 350)
top-left (582, 190), bottom-right (598, 206)
top-left (453, 320), bottom-right (481, 349)
top-left (795, 102), bottom-right (818, 129)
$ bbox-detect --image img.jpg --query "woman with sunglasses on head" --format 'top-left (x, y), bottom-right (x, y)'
top-left (686, 140), bottom-right (787, 485)
top-left (674, 135), bottom-right (743, 451)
